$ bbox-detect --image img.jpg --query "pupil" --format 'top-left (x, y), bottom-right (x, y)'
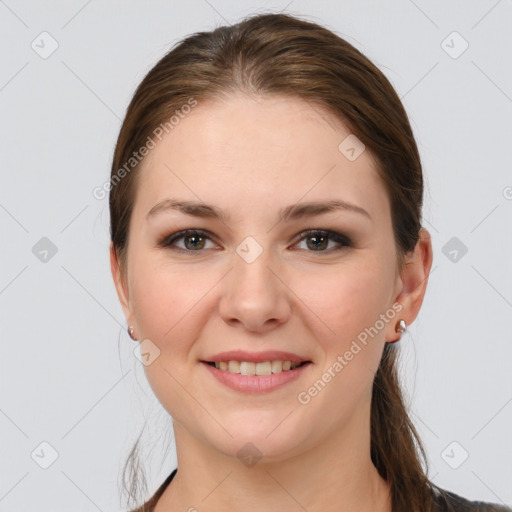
top-left (183, 234), bottom-right (329, 251)
top-left (185, 235), bottom-right (204, 250)
top-left (308, 235), bottom-right (327, 250)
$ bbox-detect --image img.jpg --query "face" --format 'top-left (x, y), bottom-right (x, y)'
top-left (112, 94), bottom-right (409, 462)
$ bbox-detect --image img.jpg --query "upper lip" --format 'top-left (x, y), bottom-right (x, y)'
top-left (202, 350), bottom-right (311, 364)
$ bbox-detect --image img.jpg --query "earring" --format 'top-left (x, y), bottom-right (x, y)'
top-left (387, 319), bottom-right (406, 344)
top-left (395, 319), bottom-right (407, 333)
top-left (127, 326), bottom-right (137, 341)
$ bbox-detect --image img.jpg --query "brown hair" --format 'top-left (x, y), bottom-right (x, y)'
top-left (110, 12), bottom-right (444, 512)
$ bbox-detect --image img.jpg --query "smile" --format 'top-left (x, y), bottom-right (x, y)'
top-left (206, 360), bottom-right (310, 375)
top-left (201, 360), bottom-right (312, 393)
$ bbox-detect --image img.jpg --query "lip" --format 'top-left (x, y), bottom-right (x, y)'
top-left (202, 350), bottom-right (310, 364)
top-left (201, 360), bottom-right (312, 394)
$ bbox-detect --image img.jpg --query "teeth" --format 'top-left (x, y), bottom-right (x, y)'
top-left (212, 360), bottom-right (305, 375)
top-left (256, 361), bottom-right (272, 375)
top-left (240, 361), bottom-right (255, 375)
top-left (228, 360), bottom-right (240, 373)
top-left (271, 360), bottom-right (282, 373)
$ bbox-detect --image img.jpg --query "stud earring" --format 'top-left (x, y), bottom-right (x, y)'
top-left (395, 319), bottom-right (407, 333)
top-left (127, 326), bottom-right (137, 341)
top-left (387, 319), bottom-right (406, 344)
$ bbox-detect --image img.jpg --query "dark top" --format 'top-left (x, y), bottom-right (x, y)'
top-left (131, 468), bottom-right (512, 512)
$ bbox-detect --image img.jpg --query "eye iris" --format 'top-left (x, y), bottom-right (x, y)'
top-left (185, 234), bottom-right (205, 250)
top-left (307, 234), bottom-right (328, 251)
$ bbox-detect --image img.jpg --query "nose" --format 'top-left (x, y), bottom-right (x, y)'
top-left (218, 246), bottom-right (291, 334)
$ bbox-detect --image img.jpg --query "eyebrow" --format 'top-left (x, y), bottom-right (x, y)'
top-left (146, 198), bottom-right (371, 222)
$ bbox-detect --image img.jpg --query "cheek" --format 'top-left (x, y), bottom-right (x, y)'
top-left (292, 254), bottom-right (395, 399)
top-left (297, 257), bottom-right (394, 343)
top-left (130, 254), bottom-right (206, 337)
top-left (129, 255), bottom-right (223, 378)
top-left (129, 258), bottom-right (211, 418)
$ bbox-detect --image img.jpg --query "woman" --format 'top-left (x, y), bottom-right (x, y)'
top-left (109, 12), bottom-right (511, 512)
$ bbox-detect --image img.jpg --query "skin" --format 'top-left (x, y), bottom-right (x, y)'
top-left (110, 93), bottom-right (433, 512)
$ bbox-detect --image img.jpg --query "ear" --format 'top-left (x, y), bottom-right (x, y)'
top-left (110, 242), bottom-right (136, 332)
top-left (386, 228), bottom-right (433, 342)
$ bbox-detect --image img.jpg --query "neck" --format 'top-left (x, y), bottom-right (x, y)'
top-left (155, 397), bottom-right (392, 512)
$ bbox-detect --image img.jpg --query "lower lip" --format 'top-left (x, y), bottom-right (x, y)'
top-left (201, 361), bottom-right (312, 394)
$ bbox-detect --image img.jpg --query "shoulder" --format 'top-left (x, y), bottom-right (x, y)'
top-left (433, 486), bottom-right (512, 512)
top-left (128, 468), bottom-right (178, 512)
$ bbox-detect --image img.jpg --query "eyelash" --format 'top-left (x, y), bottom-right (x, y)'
top-left (158, 229), bottom-right (352, 254)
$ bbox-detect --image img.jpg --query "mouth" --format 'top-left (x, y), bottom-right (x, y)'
top-left (201, 360), bottom-right (312, 376)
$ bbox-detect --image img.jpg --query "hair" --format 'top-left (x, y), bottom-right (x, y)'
top-left (109, 12), bottom-right (449, 512)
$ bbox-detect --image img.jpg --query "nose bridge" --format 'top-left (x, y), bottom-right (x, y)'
top-left (219, 235), bottom-right (290, 330)
top-left (232, 235), bottom-right (278, 299)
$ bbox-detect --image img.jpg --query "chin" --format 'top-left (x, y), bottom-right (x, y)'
top-left (203, 420), bottom-right (309, 465)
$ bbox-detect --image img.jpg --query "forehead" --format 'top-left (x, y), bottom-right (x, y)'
top-left (134, 94), bottom-right (389, 223)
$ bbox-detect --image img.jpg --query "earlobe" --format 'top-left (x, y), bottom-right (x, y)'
top-left (109, 243), bottom-right (133, 325)
top-left (386, 228), bottom-right (433, 342)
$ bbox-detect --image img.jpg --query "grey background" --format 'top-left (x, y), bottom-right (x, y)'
top-left (1, 1), bottom-right (511, 511)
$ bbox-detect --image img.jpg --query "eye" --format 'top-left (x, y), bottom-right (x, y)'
top-left (159, 228), bottom-right (351, 254)
top-left (293, 229), bottom-right (352, 252)
top-left (159, 229), bottom-right (218, 253)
